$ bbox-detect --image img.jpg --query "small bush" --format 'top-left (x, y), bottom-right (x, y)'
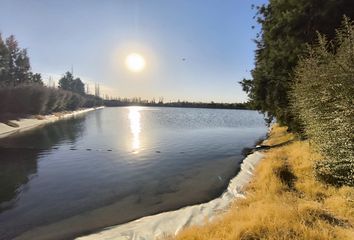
top-left (45, 88), bottom-right (61, 113)
top-left (65, 93), bottom-right (84, 110)
top-left (291, 18), bottom-right (354, 186)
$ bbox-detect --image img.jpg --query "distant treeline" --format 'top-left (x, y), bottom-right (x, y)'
top-left (104, 98), bottom-right (250, 110)
top-left (0, 34), bottom-right (102, 120)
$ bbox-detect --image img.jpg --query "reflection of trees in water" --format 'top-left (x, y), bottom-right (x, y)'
top-left (95, 108), bottom-right (103, 132)
top-left (36, 116), bottom-right (86, 147)
top-left (0, 116), bottom-right (86, 212)
top-left (0, 148), bottom-right (38, 213)
top-left (0, 116), bottom-right (85, 149)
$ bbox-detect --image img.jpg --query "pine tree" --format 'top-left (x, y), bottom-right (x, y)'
top-left (0, 34), bottom-right (42, 86)
top-left (6, 35), bottom-right (31, 85)
top-left (72, 78), bottom-right (85, 95)
top-left (0, 33), bottom-right (10, 86)
top-left (241, 0), bottom-right (354, 132)
top-left (58, 71), bottom-right (85, 95)
top-left (58, 71), bottom-right (74, 91)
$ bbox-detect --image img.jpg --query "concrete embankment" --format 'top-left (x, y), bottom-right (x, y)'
top-left (0, 106), bottom-right (104, 139)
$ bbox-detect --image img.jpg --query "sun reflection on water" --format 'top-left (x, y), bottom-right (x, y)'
top-left (128, 106), bottom-right (141, 153)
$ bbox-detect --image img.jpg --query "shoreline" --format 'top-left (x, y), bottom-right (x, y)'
top-left (77, 149), bottom-right (266, 240)
top-left (171, 125), bottom-right (354, 239)
top-left (0, 106), bottom-right (104, 139)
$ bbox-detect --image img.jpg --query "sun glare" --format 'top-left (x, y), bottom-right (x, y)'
top-left (125, 53), bottom-right (146, 72)
top-left (128, 106), bottom-right (141, 153)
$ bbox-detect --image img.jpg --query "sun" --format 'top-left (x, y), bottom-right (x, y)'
top-left (125, 53), bottom-right (146, 72)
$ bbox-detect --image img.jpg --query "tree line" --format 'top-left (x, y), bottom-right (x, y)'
top-left (242, 0), bottom-right (354, 186)
top-left (0, 34), bottom-right (102, 120)
top-left (104, 98), bottom-right (249, 110)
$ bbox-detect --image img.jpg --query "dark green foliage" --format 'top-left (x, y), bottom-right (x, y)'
top-left (72, 78), bottom-right (85, 95)
top-left (65, 93), bottom-right (84, 110)
top-left (0, 34), bottom-right (43, 86)
top-left (58, 72), bottom-right (85, 95)
top-left (291, 19), bottom-right (354, 186)
top-left (241, 0), bottom-right (354, 132)
top-left (57, 72), bottom-right (72, 91)
top-left (83, 95), bottom-right (103, 108)
top-left (0, 85), bottom-right (102, 119)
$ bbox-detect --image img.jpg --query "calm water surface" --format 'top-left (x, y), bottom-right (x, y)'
top-left (0, 107), bottom-right (267, 239)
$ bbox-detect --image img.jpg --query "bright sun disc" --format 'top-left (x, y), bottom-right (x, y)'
top-left (125, 53), bottom-right (146, 72)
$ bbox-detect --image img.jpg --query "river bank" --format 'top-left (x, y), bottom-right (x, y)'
top-left (172, 125), bottom-right (354, 240)
top-left (0, 106), bottom-right (104, 139)
top-left (77, 125), bottom-right (354, 240)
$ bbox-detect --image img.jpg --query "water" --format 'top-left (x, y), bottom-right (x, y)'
top-left (0, 107), bottom-right (267, 240)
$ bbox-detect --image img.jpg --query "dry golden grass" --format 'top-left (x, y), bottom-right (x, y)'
top-left (172, 125), bottom-right (354, 240)
top-left (263, 124), bottom-right (295, 146)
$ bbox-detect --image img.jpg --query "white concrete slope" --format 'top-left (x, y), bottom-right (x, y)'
top-left (0, 107), bottom-right (104, 139)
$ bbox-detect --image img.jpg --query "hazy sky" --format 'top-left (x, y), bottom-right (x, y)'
top-left (0, 0), bottom-right (267, 103)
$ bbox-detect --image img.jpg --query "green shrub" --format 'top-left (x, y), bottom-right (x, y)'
top-left (65, 93), bottom-right (84, 110)
top-left (45, 88), bottom-right (62, 113)
top-left (291, 18), bottom-right (354, 186)
top-left (83, 94), bottom-right (103, 108)
top-left (0, 85), bottom-right (102, 119)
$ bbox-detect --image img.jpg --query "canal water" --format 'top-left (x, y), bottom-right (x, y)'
top-left (0, 107), bottom-right (267, 239)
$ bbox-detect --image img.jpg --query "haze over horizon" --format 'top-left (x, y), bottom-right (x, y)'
top-left (0, 0), bottom-right (267, 103)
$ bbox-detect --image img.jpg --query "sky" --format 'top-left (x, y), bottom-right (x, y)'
top-left (0, 0), bottom-right (267, 103)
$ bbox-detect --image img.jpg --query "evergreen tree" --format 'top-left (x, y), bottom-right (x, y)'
top-left (6, 35), bottom-right (31, 85)
top-left (29, 73), bottom-right (43, 85)
top-left (241, 0), bottom-right (354, 132)
top-left (72, 78), bottom-right (85, 95)
top-left (0, 34), bottom-right (42, 86)
top-left (58, 71), bottom-right (85, 94)
top-left (0, 33), bottom-right (10, 86)
top-left (58, 71), bottom-right (74, 91)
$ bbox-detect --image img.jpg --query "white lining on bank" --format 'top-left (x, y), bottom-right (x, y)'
top-left (0, 107), bottom-right (104, 139)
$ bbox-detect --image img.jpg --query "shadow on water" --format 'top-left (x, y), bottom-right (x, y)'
top-left (241, 136), bottom-right (265, 156)
top-left (0, 115), bottom-right (86, 215)
top-left (95, 107), bottom-right (103, 132)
